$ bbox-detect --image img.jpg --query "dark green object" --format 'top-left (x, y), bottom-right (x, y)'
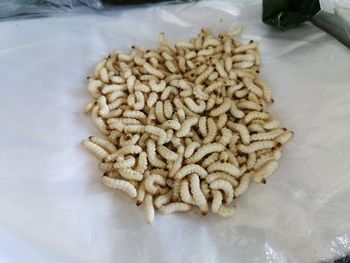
top-left (262, 0), bottom-right (321, 29)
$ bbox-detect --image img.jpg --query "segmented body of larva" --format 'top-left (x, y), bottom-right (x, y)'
top-left (83, 26), bottom-right (292, 223)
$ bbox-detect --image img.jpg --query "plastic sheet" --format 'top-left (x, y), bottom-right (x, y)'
top-left (0, 0), bottom-right (350, 262)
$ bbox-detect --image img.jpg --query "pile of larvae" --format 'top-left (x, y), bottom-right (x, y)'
top-left (82, 27), bottom-right (293, 223)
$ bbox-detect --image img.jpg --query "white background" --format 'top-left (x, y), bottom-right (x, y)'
top-left (0, 1), bottom-right (350, 262)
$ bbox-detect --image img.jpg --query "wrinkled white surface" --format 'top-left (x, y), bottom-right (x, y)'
top-left (1, 1), bottom-right (350, 262)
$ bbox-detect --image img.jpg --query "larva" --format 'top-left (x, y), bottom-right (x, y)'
top-left (94, 58), bottom-right (107, 78)
top-left (211, 190), bottom-right (223, 213)
top-left (251, 128), bottom-right (285, 141)
top-left (263, 118), bottom-right (280, 130)
top-left (176, 117), bottom-right (199, 137)
top-left (118, 168), bottom-right (143, 181)
top-left (235, 88), bottom-right (249, 99)
top-left (205, 172), bottom-right (239, 187)
top-left (235, 171), bottom-right (253, 197)
top-left (136, 182), bottom-right (146, 206)
top-left (145, 126), bottom-right (167, 145)
top-left (149, 79), bottom-right (166, 93)
top-left (146, 139), bottom-right (166, 168)
top-left (174, 164), bottom-right (208, 180)
top-left (161, 120), bottom-right (181, 131)
top-left (202, 118), bottom-right (217, 144)
top-left (206, 93), bottom-right (216, 111)
top-left (218, 128), bottom-right (232, 146)
top-left (227, 121), bottom-right (250, 145)
top-left (189, 174), bottom-right (209, 214)
top-left (89, 136), bottom-right (117, 153)
top-left (244, 111), bottom-right (270, 124)
top-left (201, 153), bottom-right (219, 169)
top-left (157, 145), bottom-right (178, 161)
top-left (183, 98), bottom-right (206, 113)
top-left (214, 61), bottom-right (228, 78)
top-left (253, 160), bottom-right (278, 183)
top-left (274, 130), bottom-right (293, 144)
top-left (147, 92), bottom-right (158, 108)
top-left (243, 78), bottom-right (263, 97)
top-left (217, 205), bottom-right (235, 218)
top-left (113, 155), bottom-right (136, 169)
top-left (180, 179), bottom-right (196, 205)
top-left (197, 47), bottom-right (215, 57)
top-left (82, 140), bottom-right (109, 160)
top-left (134, 82), bottom-right (151, 93)
top-left (254, 150), bottom-right (282, 170)
top-left (158, 202), bottom-right (192, 214)
top-left (102, 84), bottom-right (126, 94)
top-left (238, 141), bottom-right (275, 154)
top-left (144, 194), bottom-right (155, 223)
top-left (101, 176), bottom-right (137, 198)
top-left (176, 41), bottom-right (195, 49)
top-left (155, 101), bottom-right (166, 123)
top-left (234, 42), bottom-right (258, 53)
top-left (254, 78), bottom-right (272, 103)
top-left (207, 162), bottom-right (240, 177)
top-left (163, 99), bottom-right (173, 119)
top-left (143, 63), bottom-right (164, 79)
top-left (203, 80), bottom-right (223, 94)
top-left (198, 116), bottom-right (208, 137)
top-left (184, 142), bottom-right (201, 159)
top-left (169, 145), bottom-right (185, 178)
top-left (154, 190), bottom-right (173, 209)
top-left (135, 151), bottom-right (148, 173)
top-left (217, 113), bottom-right (229, 130)
top-left (209, 97), bottom-right (231, 117)
top-left (237, 100), bottom-right (262, 111)
top-left (144, 174), bottom-right (166, 194)
top-left (209, 179), bottom-right (234, 204)
top-left (187, 143), bottom-right (225, 164)
top-left (195, 66), bottom-right (214, 84)
top-left (246, 152), bottom-right (256, 170)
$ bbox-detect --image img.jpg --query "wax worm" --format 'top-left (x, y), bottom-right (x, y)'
top-left (237, 100), bottom-right (262, 111)
top-left (263, 118), bottom-right (280, 130)
top-left (235, 88), bottom-right (249, 99)
top-left (144, 174), bottom-right (166, 194)
top-left (173, 97), bottom-right (199, 117)
top-left (94, 59), bottom-right (107, 78)
top-left (195, 66), bottom-right (214, 84)
top-left (155, 101), bottom-right (166, 123)
top-left (209, 97), bottom-right (231, 117)
top-left (206, 94), bottom-right (216, 111)
top-left (176, 41), bottom-right (194, 49)
top-left (227, 121), bottom-right (250, 145)
top-left (146, 139), bottom-right (166, 168)
top-left (154, 190), bottom-right (173, 209)
top-left (145, 126), bottom-right (167, 145)
top-left (157, 145), bottom-right (178, 161)
top-left (214, 61), bottom-right (228, 78)
top-left (246, 152), bottom-right (256, 170)
top-left (243, 78), bottom-right (263, 97)
top-left (159, 202), bottom-right (192, 214)
top-left (254, 150), bottom-right (282, 170)
top-left (274, 130), bottom-right (293, 144)
top-left (89, 136), bottom-right (117, 153)
top-left (218, 128), bottom-right (232, 146)
top-left (202, 118), bottom-right (217, 144)
top-left (206, 172), bottom-right (239, 187)
top-left (244, 111), bottom-right (270, 124)
top-left (161, 120), bottom-right (181, 131)
top-left (197, 46), bottom-right (215, 56)
top-left (101, 176), bottom-right (137, 198)
top-left (82, 140), bottom-right (109, 160)
top-left (180, 179), bottom-right (196, 205)
top-left (234, 42), bottom-right (258, 53)
top-left (163, 100), bottom-right (173, 119)
top-left (211, 190), bottom-right (223, 213)
top-left (176, 117), bottom-right (198, 137)
top-left (209, 179), bottom-right (234, 204)
top-left (144, 194), bottom-right (155, 223)
top-left (229, 100), bottom-right (245, 119)
top-left (201, 152), bottom-right (219, 168)
top-left (88, 79), bottom-right (102, 99)
top-left (174, 164), bottom-right (208, 180)
top-left (118, 168), bottom-right (143, 181)
top-left (251, 128), bottom-right (284, 141)
top-left (184, 98), bottom-right (206, 113)
top-left (102, 84), bottom-right (126, 95)
top-left (238, 141), bottom-right (275, 154)
top-left (248, 123), bottom-right (265, 133)
top-left (188, 174), bottom-right (209, 214)
top-left (216, 114), bottom-right (228, 130)
top-left (198, 116), bottom-right (208, 137)
top-left (99, 162), bottom-right (114, 172)
top-left (254, 78), bottom-right (272, 103)
top-left (187, 143), bottom-right (225, 164)
top-left (253, 160), bottom-right (278, 183)
top-left (184, 142), bottom-right (201, 159)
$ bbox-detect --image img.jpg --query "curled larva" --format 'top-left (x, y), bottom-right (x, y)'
top-left (227, 83), bottom-right (244, 97)
top-left (144, 194), bottom-right (155, 223)
top-left (235, 171), bottom-right (253, 197)
top-left (133, 91), bottom-right (145, 111)
top-left (82, 140), bottom-right (109, 160)
top-left (211, 190), bottom-right (223, 213)
top-left (227, 121), bottom-right (250, 145)
top-left (176, 117), bottom-right (198, 137)
top-left (207, 162), bottom-right (240, 177)
top-left (146, 139), bottom-right (166, 168)
top-left (101, 176), bottom-right (137, 198)
top-left (134, 82), bottom-right (151, 93)
top-left (158, 202), bottom-right (192, 214)
top-left (184, 98), bottom-right (206, 113)
top-left (107, 90), bottom-right (127, 103)
top-left (244, 111), bottom-right (270, 124)
top-left (193, 85), bottom-right (209, 100)
top-left (145, 125), bottom-right (167, 145)
top-left (144, 174), bottom-right (167, 194)
top-left (263, 118), bottom-right (280, 130)
top-left (206, 172), bottom-right (239, 187)
top-left (184, 142), bottom-right (201, 159)
top-left (202, 118), bottom-right (217, 144)
top-left (209, 179), bottom-right (234, 204)
top-left (147, 92), bottom-right (158, 108)
top-left (158, 145), bottom-right (178, 161)
top-left (174, 164), bottom-right (208, 180)
top-left (238, 141), bottom-right (276, 154)
top-left (118, 168), bottom-right (143, 181)
top-left (149, 79), bottom-right (166, 92)
top-left (154, 190), bottom-right (173, 209)
top-left (237, 100), bottom-right (262, 111)
top-left (253, 160), bottom-right (278, 183)
top-left (161, 86), bottom-right (178, 100)
top-left (189, 174), bottom-right (209, 214)
top-left (113, 155), bottom-right (136, 169)
top-left (201, 152), bottom-right (219, 169)
top-left (218, 128), bottom-right (232, 146)
top-left (274, 130), bottom-right (293, 144)
top-left (209, 98), bottom-right (231, 117)
top-left (180, 179), bottom-right (196, 205)
top-left (216, 114), bottom-right (228, 130)
top-left (254, 78), bottom-right (272, 103)
top-left (187, 143), bottom-right (225, 164)
top-left (89, 136), bottom-right (117, 153)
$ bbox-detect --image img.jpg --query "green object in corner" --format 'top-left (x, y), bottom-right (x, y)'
top-left (262, 0), bottom-right (321, 29)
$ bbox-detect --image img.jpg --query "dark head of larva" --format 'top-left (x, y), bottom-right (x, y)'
top-left (256, 70), bottom-right (260, 73)
top-left (131, 45), bottom-right (135, 49)
top-left (276, 142), bottom-right (282, 147)
top-left (261, 178), bottom-right (267, 184)
top-left (249, 40), bottom-right (254, 43)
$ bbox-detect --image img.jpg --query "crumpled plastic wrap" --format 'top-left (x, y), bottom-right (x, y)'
top-left (0, 0), bottom-right (349, 262)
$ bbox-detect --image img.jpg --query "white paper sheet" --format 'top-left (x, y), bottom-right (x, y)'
top-left (1, 1), bottom-right (350, 262)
